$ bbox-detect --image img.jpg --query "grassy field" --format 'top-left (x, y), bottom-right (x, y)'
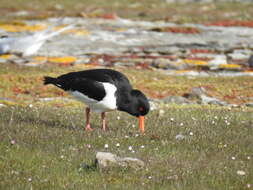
top-left (0, 63), bottom-right (253, 189)
top-left (0, 0), bottom-right (253, 23)
top-left (1, 1), bottom-right (253, 189)
top-left (1, 104), bottom-right (253, 189)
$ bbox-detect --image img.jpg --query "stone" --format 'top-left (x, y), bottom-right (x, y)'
top-left (191, 87), bottom-right (206, 97)
top-left (95, 152), bottom-right (145, 170)
top-left (208, 55), bottom-right (227, 68)
top-left (162, 96), bottom-right (190, 104)
top-left (199, 94), bottom-right (227, 106)
top-left (152, 58), bottom-right (187, 70)
top-left (175, 134), bottom-right (185, 140)
top-left (227, 52), bottom-right (249, 61)
top-left (245, 102), bottom-right (253, 107)
top-left (248, 55), bottom-right (253, 68)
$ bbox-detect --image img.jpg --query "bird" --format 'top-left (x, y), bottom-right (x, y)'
top-left (0, 24), bottom-right (74, 56)
top-left (43, 69), bottom-right (150, 133)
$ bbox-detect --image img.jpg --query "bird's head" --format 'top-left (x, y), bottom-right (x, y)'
top-left (118, 89), bottom-right (150, 134)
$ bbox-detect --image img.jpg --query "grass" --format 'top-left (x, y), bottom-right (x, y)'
top-left (0, 105), bottom-right (253, 189)
top-left (0, 63), bottom-right (253, 105)
top-left (1, 0), bottom-right (253, 23)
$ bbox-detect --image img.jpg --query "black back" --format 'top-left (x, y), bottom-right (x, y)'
top-left (54, 69), bottom-right (132, 101)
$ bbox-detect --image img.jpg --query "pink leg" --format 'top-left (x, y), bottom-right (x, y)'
top-left (85, 108), bottom-right (93, 131)
top-left (101, 112), bottom-right (107, 131)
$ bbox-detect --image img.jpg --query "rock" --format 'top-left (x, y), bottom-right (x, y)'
top-left (175, 134), bottom-right (185, 140)
top-left (227, 52), bottom-right (249, 61)
top-left (191, 87), bottom-right (206, 97)
top-left (95, 152), bottom-right (145, 170)
top-left (248, 55), bottom-right (253, 68)
top-left (199, 94), bottom-right (227, 106)
top-left (245, 102), bottom-right (253, 107)
top-left (152, 58), bottom-right (187, 70)
top-left (208, 55), bottom-right (227, 69)
top-left (162, 96), bottom-right (190, 104)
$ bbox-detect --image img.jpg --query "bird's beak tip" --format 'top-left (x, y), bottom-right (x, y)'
top-left (138, 116), bottom-right (145, 134)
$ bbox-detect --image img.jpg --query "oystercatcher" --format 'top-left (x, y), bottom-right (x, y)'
top-left (43, 69), bottom-right (150, 133)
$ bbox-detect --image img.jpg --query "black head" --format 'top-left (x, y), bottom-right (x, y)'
top-left (118, 89), bottom-right (150, 117)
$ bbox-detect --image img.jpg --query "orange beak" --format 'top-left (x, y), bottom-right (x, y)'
top-left (138, 116), bottom-right (145, 134)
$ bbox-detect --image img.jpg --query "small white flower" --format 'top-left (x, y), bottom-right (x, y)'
top-left (60, 155), bottom-right (64, 159)
top-left (125, 135), bottom-right (129, 138)
top-left (10, 140), bottom-right (16, 145)
top-left (29, 104), bottom-right (33, 108)
top-left (170, 118), bottom-right (174, 122)
top-left (223, 144), bottom-right (227, 148)
top-left (135, 134), bottom-right (139, 137)
top-left (231, 156), bottom-right (236, 160)
top-left (128, 146), bottom-right (133, 151)
top-left (159, 109), bottom-right (165, 116)
top-left (28, 177), bottom-right (32, 182)
top-left (180, 123), bottom-right (184, 126)
top-left (116, 143), bottom-right (120, 147)
top-left (237, 170), bottom-right (246, 176)
top-left (175, 134), bottom-right (185, 140)
top-left (189, 132), bottom-right (193, 136)
top-left (132, 124), bottom-right (136, 128)
top-left (116, 116), bottom-right (120, 120)
top-left (247, 156), bottom-right (251, 160)
top-left (132, 150), bottom-right (135, 153)
top-left (148, 176), bottom-right (152, 179)
top-left (140, 145), bottom-right (145, 149)
top-left (246, 184), bottom-right (251, 188)
top-left (104, 144), bottom-right (109, 149)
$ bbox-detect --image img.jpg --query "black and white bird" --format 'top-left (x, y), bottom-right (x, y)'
top-left (43, 69), bottom-right (150, 133)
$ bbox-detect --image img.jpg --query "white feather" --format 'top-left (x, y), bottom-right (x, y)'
top-left (0, 24), bottom-right (74, 56)
top-left (68, 82), bottom-right (117, 113)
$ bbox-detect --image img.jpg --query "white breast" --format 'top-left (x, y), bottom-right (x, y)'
top-left (68, 82), bottom-right (117, 113)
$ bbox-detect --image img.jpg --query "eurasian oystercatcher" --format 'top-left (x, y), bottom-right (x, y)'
top-left (43, 69), bottom-right (150, 133)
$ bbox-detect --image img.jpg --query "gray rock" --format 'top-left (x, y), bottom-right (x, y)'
top-left (152, 58), bottom-right (187, 70)
top-left (162, 96), bottom-right (190, 104)
top-left (248, 55), bottom-right (253, 68)
top-left (175, 134), bottom-right (185, 140)
top-left (199, 94), bottom-right (227, 106)
top-left (96, 152), bottom-right (145, 170)
top-left (245, 102), bottom-right (253, 107)
top-left (227, 52), bottom-right (249, 60)
top-left (191, 87), bottom-right (206, 97)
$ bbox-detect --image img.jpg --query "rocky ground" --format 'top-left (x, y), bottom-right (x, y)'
top-left (1, 17), bottom-right (253, 107)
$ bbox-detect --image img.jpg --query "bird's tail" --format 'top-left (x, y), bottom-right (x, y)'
top-left (43, 76), bottom-right (57, 85)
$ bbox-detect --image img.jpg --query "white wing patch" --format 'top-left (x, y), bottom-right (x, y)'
top-left (68, 82), bottom-right (117, 113)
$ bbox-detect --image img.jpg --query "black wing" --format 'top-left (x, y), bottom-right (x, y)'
top-left (56, 76), bottom-right (106, 101)
top-left (61, 69), bottom-right (132, 87)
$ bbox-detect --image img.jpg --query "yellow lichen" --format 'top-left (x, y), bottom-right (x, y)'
top-left (183, 59), bottom-right (207, 65)
top-left (219, 64), bottom-right (241, 69)
top-left (48, 56), bottom-right (77, 64)
top-left (0, 54), bottom-right (11, 59)
top-left (0, 24), bottom-right (46, 32)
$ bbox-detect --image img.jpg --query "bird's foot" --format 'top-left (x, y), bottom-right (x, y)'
top-left (85, 124), bottom-right (93, 131)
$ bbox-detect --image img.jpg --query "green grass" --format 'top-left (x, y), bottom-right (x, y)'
top-left (1, 63), bottom-right (253, 105)
top-left (1, 105), bottom-right (253, 189)
top-left (1, 0), bottom-right (253, 23)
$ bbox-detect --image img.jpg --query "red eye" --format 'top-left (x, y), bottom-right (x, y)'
top-left (139, 107), bottom-right (144, 112)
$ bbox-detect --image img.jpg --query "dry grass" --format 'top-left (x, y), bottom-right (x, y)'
top-left (0, 105), bottom-right (253, 189)
top-left (0, 0), bottom-right (253, 23)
